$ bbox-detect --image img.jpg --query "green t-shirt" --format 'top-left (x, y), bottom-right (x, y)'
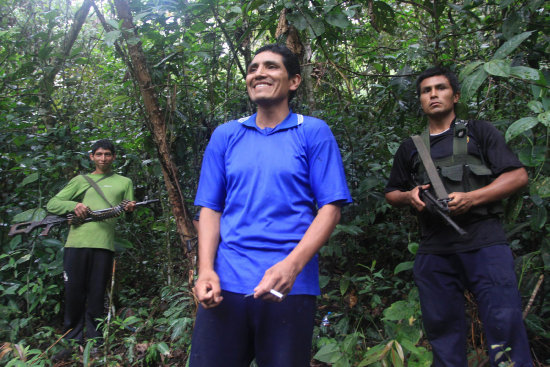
top-left (46, 173), bottom-right (134, 251)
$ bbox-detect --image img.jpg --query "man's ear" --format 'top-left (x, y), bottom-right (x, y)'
top-left (289, 74), bottom-right (302, 91)
top-left (453, 92), bottom-right (460, 103)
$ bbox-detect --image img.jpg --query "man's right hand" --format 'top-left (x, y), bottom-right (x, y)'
top-left (193, 270), bottom-right (223, 309)
top-left (408, 184), bottom-right (430, 212)
top-left (74, 203), bottom-right (89, 218)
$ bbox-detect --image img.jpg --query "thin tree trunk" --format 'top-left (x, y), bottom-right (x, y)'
top-left (39, 0), bottom-right (93, 129)
top-left (113, 0), bottom-right (196, 285)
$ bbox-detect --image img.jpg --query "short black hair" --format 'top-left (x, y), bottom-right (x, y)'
top-left (416, 66), bottom-right (460, 96)
top-left (252, 44), bottom-right (301, 101)
top-left (91, 139), bottom-right (116, 155)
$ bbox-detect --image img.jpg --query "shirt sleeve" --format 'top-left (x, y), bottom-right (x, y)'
top-left (194, 126), bottom-right (228, 211)
top-left (46, 176), bottom-right (85, 215)
top-left (124, 178), bottom-right (134, 202)
top-left (473, 121), bottom-right (523, 176)
top-left (385, 139), bottom-right (415, 193)
top-left (305, 120), bottom-right (352, 207)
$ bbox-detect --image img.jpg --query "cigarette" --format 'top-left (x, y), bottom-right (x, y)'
top-left (243, 289), bottom-right (284, 299)
top-left (269, 289), bottom-right (283, 298)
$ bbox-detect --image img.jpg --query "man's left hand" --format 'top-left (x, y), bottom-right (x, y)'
top-left (124, 201), bottom-right (137, 213)
top-left (253, 259), bottom-right (299, 302)
top-left (448, 192), bottom-right (474, 215)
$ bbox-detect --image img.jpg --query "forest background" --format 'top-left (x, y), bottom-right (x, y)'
top-left (0, 0), bottom-right (548, 366)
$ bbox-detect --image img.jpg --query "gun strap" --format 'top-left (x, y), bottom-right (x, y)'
top-left (81, 173), bottom-right (114, 208)
top-left (411, 135), bottom-right (449, 200)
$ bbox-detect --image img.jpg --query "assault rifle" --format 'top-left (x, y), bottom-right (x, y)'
top-left (419, 188), bottom-right (467, 237)
top-left (8, 199), bottom-right (159, 237)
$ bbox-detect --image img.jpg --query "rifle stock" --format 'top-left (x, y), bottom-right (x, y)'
top-left (8, 199), bottom-right (159, 237)
top-left (419, 189), bottom-right (468, 237)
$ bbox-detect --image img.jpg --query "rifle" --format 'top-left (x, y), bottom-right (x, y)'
top-left (8, 199), bottom-right (159, 237)
top-left (419, 188), bottom-right (467, 237)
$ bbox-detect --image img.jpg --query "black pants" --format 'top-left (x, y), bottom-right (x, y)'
top-left (414, 245), bottom-right (532, 366)
top-left (63, 247), bottom-right (114, 344)
top-left (190, 291), bottom-right (316, 367)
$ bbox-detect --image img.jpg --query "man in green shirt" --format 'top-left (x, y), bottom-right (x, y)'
top-left (47, 139), bottom-right (135, 346)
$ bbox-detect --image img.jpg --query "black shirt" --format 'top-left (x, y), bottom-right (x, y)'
top-left (385, 120), bottom-right (523, 254)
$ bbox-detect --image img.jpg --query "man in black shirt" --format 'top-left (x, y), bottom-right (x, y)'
top-left (385, 67), bottom-right (532, 366)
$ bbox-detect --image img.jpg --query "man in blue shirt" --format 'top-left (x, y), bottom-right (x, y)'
top-left (190, 44), bottom-right (352, 366)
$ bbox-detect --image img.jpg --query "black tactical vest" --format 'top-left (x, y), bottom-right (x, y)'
top-left (412, 120), bottom-right (503, 216)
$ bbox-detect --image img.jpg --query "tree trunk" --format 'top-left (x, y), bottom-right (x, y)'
top-left (112, 0), bottom-right (196, 285)
top-left (39, 0), bottom-right (93, 129)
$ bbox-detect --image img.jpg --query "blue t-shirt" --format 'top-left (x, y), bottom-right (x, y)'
top-left (195, 111), bottom-right (352, 295)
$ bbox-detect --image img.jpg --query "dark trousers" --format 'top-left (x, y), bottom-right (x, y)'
top-left (63, 247), bottom-right (113, 344)
top-left (189, 291), bottom-right (316, 367)
top-left (414, 245), bottom-right (532, 367)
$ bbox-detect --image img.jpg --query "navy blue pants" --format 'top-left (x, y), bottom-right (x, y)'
top-left (63, 247), bottom-right (113, 344)
top-left (189, 291), bottom-right (316, 367)
top-left (414, 245), bottom-right (532, 366)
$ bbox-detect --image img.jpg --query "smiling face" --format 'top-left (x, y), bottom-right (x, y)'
top-left (89, 147), bottom-right (115, 174)
top-left (245, 51), bottom-right (301, 107)
top-left (419, 75), bottom-right (459, 120)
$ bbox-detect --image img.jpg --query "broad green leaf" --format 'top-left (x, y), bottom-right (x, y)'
top-left (459, 61), bottom-right (483, 80)
top-left (127, 36), bottom-right (141, 46)
top-left (229, 6), bottom-right (242, 14)
top-left (307, 16), bottom-right (326, 37)
top-left (528, 100), bottom-right (544, 114)
top-left (394, 261), bottom-right (414, 275)
top-left (21, 172), bottom-right (39, 186)
top-left (319, 275), bottom-right (330, 289)
top-left (390, 342), bottom-right (405, 367)
top-left (358, 343), bottom-right (390, 366)
top-left (104, 30), bottom-right (121, 47)
top-left (12, 208), bottom-right (47, 223)
top-left (483, 60), bottom-right (511, 77)
top-left (286, 13), bottom-right (307, 31)
top-left (510, 66), bottom-right (540, 81)
top-left (246, 0), bottom-right (265, 13)
top-left (106, 19), bottom-right (121, 30)
top-left (518, 145), bottom-right (546, 167)
top-left (156, 342), bottom-right (170, 356)
top-left (326, 11), bottom-right (351, 29)
top-left (460, 68), bottom-right (487, 102)
top-left (493, 31), bottom-right (533, 59)
top-left (111, 95), bottom-right (131, 104)
top-left (530, 206), bottom-right (547, 230)
top-left (42, 238), bottom-right (63, 248)
top-left (383, 300), bottom-right (411, 321)
top-left (3, 284), bottom-right (19, 295)
top-left (399, 338), bottom-right (422, 355)
top-left (505, 117), bottom-right (538, 142)
top-left (531, 177), bottom-right (550, 198)
top-left (408, 242), bottom-right (419, 255)
top-left (504, 192), bottom-right (523, 223)
top-left (83, 341), bottom-right (93, 366)
top-left (313, 343), bottom-right (341, 363)
top-left (340, 273), bottom-right (350, 295)
top-left (538, 110), bottom-right (550, 127)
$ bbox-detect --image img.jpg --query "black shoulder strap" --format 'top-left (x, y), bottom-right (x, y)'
top-left (411, 135), bottom-right (449, 200)
top-left (81, 173), bottom-right (114, 208)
